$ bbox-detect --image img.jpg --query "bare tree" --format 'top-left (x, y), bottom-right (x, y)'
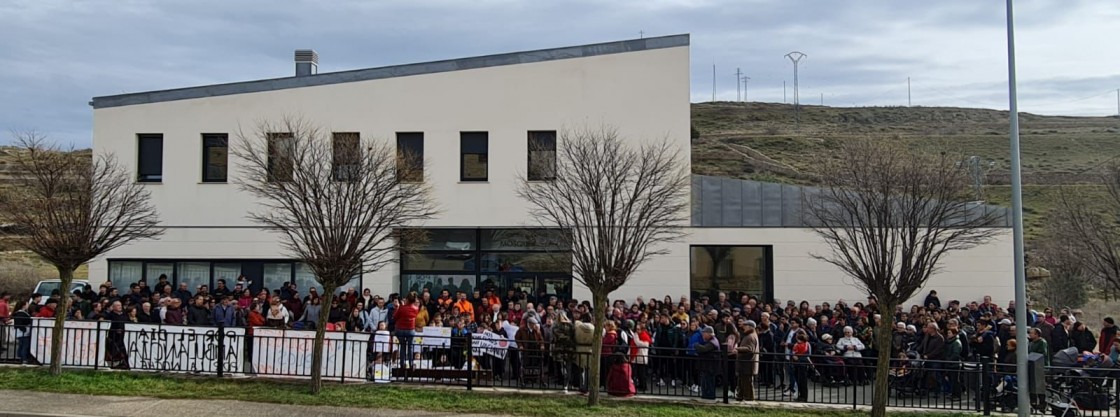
top-left (1048, 165), bottom-right (1120, 295)
top-left (516, 126), bottom-right (689, 406)
top-left (802, 139), bottom-right (1001, 417)
top-left (0, 132), bottom-right (163, 376)
top-left (1031, 239), bottom-right (1089, 310)
top-left (231, 117), bottom-right (436, 394)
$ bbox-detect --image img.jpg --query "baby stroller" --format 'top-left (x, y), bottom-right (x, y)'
top-left (1047, 348), bottom-right (1117, 416)
top-left (889, 351), bottom-right (928, 398)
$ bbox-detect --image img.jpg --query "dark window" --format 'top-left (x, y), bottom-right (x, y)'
top-left (137, 134), bottom-right (163, 182)
top-left (332, 132), bottom-right (360, 182)
top-left (396, 132), bottom-right (424, 183)
top-left (267, 132), bottom-right (294, 182)
top-left (202, 134), bottom-right (228, 182)
top-left (460, 132), bottom-right (488, 181)
top-left (689, 245), bottom-right (773, 303)
top-left (398, 228), bottom-right (574, 301)
top-left (527, 130), bottom-right (557, 181)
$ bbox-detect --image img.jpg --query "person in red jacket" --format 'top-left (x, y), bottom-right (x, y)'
top-left (35, 299), bottom-right (58, 318)
top-left (393, 292), bottom-right (420, 370)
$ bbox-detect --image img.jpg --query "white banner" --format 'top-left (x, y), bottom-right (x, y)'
top-left (251, 328), bottom-right (366, 381)
top-left (29, 319), bottom-right (105, 367)
top-left (123, 324), bottom-right (245, 374)
top-left (471, 330), bottom-right (510, 359)
top-left (372, 331), bottom-right (393, 353)
top-left (417, 326), bottom-right (451, 347)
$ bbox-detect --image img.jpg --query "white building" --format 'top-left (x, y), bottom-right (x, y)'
top-left (89, 34), bottom-right (1014, 307)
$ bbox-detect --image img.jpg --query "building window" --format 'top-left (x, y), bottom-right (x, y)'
top-left (202, 134), bottom-right (228, 183)
top-left (177, 262), bottom-right (212, 294)
top-left (460, 132), bottom-right (488, 182)
top-left (689, 245), bottom-right (773, 303)
top-left (137, 134), bottom-right (163, 182)
top-left (399, 228), bottom-right (573, 301)
top-left (527, 130), bottom-right (557, 181)
top-left (330, 132), bottom-right (360, 182)
top-left (263, 263), bottom-right (293, 293)
top-left (396, 132), bottom-right (424, 183)
top-left (267, 132), bottom-right (294, 182)
top-left (109, 261), bottom-right (143, 284)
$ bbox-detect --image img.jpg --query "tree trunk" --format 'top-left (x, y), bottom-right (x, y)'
top-left (49, 266), bottom-right (74, 376)
top-left (870, 304), bottom-right (896, 417)
top-left (586, 290), bottom-right (608, 406)
top-left (309, 284), bottom-right (337, 394)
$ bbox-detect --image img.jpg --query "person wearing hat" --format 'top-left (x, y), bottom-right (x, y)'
top-left (1098, 317), bottom-right (1116, 354)
top-left (736, 320), bottom-right (760, 401)
top-left (35, 298), bottom-right (58, 319)
top-left (515, 315), bottom-right (545, 387)
top-left (694, 326), bottom-right (721, 400)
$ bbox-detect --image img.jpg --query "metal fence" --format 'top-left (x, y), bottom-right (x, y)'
top-left (2, 321), bottom-right (1118, 416)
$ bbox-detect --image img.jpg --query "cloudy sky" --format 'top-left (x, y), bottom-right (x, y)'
top-left (2, 0), bottom-right (1118, 147)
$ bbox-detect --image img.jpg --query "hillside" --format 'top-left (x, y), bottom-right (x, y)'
top-left (691, 102), bottom-right (1120, 241)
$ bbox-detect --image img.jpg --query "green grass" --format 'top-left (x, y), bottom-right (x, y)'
top-left (0, 368), bottom-right (971, 417)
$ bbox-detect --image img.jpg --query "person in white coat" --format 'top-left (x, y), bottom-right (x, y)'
top-left (834, 326), bottom-right (865, 384)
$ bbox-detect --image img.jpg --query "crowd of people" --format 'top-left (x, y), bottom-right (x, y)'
top-left (2, 278), bottom-right (1118, 405)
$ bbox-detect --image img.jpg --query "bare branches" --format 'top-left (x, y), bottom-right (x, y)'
top-left (802, 139), bottom-right (1002, 308)
top-left (1031, 239), bottom-right (1089, 309)
top-left (0, 132), bottom-right (164, 271)
top-left (231, 116), bottom-right (438, 290)
top-left (516, 125), bottom-right (690, 294)
top-left (1047, 166), bottom-right (1120, 294)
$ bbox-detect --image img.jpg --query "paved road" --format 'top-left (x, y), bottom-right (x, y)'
top-left (0, 390), bottom-right (503, 417)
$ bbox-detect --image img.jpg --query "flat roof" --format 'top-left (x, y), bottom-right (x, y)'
top-left (90, 34), bottom-right (689, 109)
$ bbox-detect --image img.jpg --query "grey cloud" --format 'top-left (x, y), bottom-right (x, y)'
top-left (1, 0), bottom-right (1117, 147)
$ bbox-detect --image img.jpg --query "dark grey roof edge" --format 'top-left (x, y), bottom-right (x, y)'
top-left (90, 34), bottom-right (690, 109)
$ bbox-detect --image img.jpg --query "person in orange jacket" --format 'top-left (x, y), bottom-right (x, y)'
top-left (454, 291), bottom-right (474, 320)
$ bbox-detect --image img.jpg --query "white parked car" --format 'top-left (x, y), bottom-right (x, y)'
top-left (33, 279), bottom-right (91, 297)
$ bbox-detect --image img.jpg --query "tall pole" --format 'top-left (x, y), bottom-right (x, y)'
top-left (712, 63), bottom-right (716, 102)
top-left (742, 76), bottom-right (751, 102)
top-left (785, 51), bottom-right (807, 128)
top-left (1004, 1), bottom-right (1029, 416)
top-left (908, 77), bottom-right (912, 107)
top-left (736, 68), bottom-right (742, 102)
top-left (1115, 88), bottom-right (1118, 117)
top-left (783, 81), bottom-right (787, 103)
top-left (820, 93), bottom-right (824, 106)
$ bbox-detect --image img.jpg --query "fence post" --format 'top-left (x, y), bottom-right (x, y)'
top-left (340, 332), bottom-right (348, 384)
top-left (93, 321), bottom-right (102, 370)
top-left (721, 343), bottom-right (729, 404)
top-left (216, 324), bottom-right (226, 377)
top-left (852, 359), bottom-right (858, 410)
top-left (981, 358), bottom-right (991, 416)
top-left (466, 333), bottom-right (474, 391)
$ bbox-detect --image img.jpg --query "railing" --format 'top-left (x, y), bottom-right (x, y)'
top-left (2, 320), bottom-right (1118, 416)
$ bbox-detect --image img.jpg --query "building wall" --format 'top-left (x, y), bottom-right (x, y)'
top-left (89, 45), bottom-right (692, 295)
top-left (608, 227), bottom-right (1015, 308)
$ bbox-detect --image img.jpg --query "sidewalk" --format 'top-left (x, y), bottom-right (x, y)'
top-left (0, 390), bottom-right (503, 417)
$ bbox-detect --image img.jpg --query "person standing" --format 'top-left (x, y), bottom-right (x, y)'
top-left (736, 320), bottom-right (760, 401)
top-left (791, 330), bottom-right (812, 402)
top-left (212, 296), bottom-right (236, 327)
top-left (0, 292), bottom-right (11, 353)
top-left (694, 326), bottom-right (721, 400)
top-left (11, 301), bottom-right (32, 364)
top-left (1098, 317), bottom-right (1116, 354)
top-left (392, 292), bottom-right (420, 370)
top-left (103, 301), bottom-right (130, 370)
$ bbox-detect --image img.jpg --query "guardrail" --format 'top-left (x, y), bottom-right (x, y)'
top-left (1, 320), bottom-right (1117, 416)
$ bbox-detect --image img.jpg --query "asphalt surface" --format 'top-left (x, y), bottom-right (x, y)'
top-left (0, 390), bottom-right (502, 417)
